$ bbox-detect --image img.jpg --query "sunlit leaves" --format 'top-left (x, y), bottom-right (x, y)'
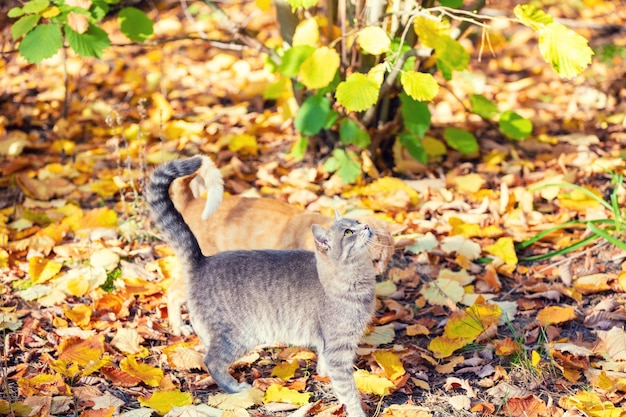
top-left (536, 306), bottom-right (577, 326)
top-left (118, 7), bottom-right (153, 42)
top-left (292, 17), bottom-right (319, 47)
top-left (373, 351), bottom-right (406, 381)
top-left (119, 356), bottom-right (164, 387)
top-left (208, 389), bottom-right (264, 410)
top-left (271, 360), bottom-right (299, 380)
top-left (138, 390), bottom-right (193, 415)
top-left (29, 256), bottom-right (62, 284)
top-left (335, 73), bottom-right (380, 112)
top-left (429, 302), bottom-right (502, 358)
top-left (18, 23), bottom-right (63, 64)
top-left (357, 26), bottom-right (391, 55)
top-left (560, 391), bottom-right (624, 417)
top-left (64, 304), bottom-right (92, 327)
top-left (279, 45), bottom-right (315, 77)
top-left (514, 4), bottom-right (593, 78)
top-left (354, 370), bottom-right (395, 396)
top-left (499, 110), bottom-right (533, 140)
top-left (300, 46), bottom-right (340, 89)
top-left (264, 384), bottom-right (311, 406)
top-left (483, 237), bottom-right (518, 266)
top-left (400, 71), bottom-right (439, 102)
top-left (10, 14), bottom-right (40, 40)
top-left (18, 373), bottom-right (70, 396)
top-left (228, 134), bottom-right (259, 156)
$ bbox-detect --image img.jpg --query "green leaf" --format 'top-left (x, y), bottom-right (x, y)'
top-left (443, 127), bottom-right (479, 155)
top-left (498, 110), bottom-right (533, 140)
top-left (294, 94), bottom-right (330, 136)
top-left (538, 23), bottom-right (593, 79)
top-left (400, 71), bottom-right (439, 101)
top-left (278, 45), bottom-right (315, 78)
top-left (91, 0), bottom-right (110, 21)
top-left (434, 36), bottom-right (470, 80)
top-left (23, 0), bottom-right (50, 14)
top-left (335, 73), bottom-right (380, 112)
top-left (65, 24), bottom-right (111, 59)
top-left (514, 4), bottom-right (553, 31)
top-left (324, 110), bottom-right (339, 129)
top-left (287, 0), bottom-right (318, 9)
top-left (399, 132), bottom-right (428, 164)
top-left (323, 149), bottom-right (361, 184)
top-left (470, 94), bottom-right (499, 119)
top-left (11, 14), bottom-right (40, 40)
top-left (400, 92), bottom-right (431, 138)
top-left (263, 76), bottom-right (291, 100)
top-left (339, 118), bottom-right (371, 149)
top-left (8, 7), bottom-right (25, 18)
top-left (18, 23), bottom-right (63, 64)
top-left (291, 137), bottom-right (309, 161)
top-left (118, 7), bottom-right (153, 42)
top-left (438, 0), bottom-right (463, 7)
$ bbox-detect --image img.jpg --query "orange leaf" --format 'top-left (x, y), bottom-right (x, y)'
top-left (504, 395), bottom-right (547, 417)
top-left (63, 304), bottom-right (92, 328)
top-left (494, 338), bottom-right (520, 356)
top-left (101, 367), bottom-right (142, 387)
top-left (536, 305), bottom-right (577, 326)
top-left (58, 335), bottom-right (105, 366)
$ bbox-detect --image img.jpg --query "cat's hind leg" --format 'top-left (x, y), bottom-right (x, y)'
top-left (167, 282), bottom-right (190, 336)
top-left (203, 347), bottom-right (252, 393)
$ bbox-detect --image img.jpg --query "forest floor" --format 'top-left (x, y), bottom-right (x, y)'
top-left (1, 2), bottom-right (626, 417)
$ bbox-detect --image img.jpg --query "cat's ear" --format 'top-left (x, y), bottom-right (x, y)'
top-left (333, 208), bottom-right (342, 221)
top-left (312, 224), bottom-right (330, 252)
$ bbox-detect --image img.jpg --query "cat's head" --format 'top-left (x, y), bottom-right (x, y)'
top-left (311, 217), bottom-right (373, 262)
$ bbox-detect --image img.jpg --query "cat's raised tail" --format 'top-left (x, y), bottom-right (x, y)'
top-left (147, 156), bottom-right (220, 267)
top-left (197, 156), bottom-right (224, 220)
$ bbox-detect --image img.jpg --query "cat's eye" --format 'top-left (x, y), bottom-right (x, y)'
top-left (344, 229), bottom-right (354, 236)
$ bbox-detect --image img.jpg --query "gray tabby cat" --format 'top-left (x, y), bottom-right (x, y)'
top-left (146, 156), bottom-right (376, 417)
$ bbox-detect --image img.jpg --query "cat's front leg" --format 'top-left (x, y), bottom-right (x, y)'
top-left (203, 351), bottom-right (252, 393)
top-left (323, 355), bottom-right (366, 417)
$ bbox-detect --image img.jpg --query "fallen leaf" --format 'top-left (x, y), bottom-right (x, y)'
top-left (373, 351), bottom-right (406, 381)
top-left (264, 384), bottom-right (311, 406)
top-left (536, 305), bottom-right (577, 326)
top-left (353, 369), bottom-right (395, 396)
top-left (139, 390), bottom-right (193, 415)
top-left (207, 388), bottom-right (264, 410)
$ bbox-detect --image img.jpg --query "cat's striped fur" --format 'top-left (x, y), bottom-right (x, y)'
top-left (146, 157), bottom-right (376, 417)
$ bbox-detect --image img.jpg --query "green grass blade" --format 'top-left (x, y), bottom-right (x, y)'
top-left (530, 182), bottom-right (613, 211)
top-left (516, 219), bottom-right (615, 249)
top-left (518, 234), bottom-right (599, 262)
top-left (587, 223), bottom-right (626, 251)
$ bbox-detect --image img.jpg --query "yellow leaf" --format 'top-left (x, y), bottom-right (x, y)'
top-left (557, 186), bottom-right (602, 211)
top-left (41, 6), bottom-right (61, 18)
top-left (335, 73), bottom-right (380, 112)
top-left (163, 343), bottom-right (205, 371)
top-left (405, 323), bottom-right (429, 336)
top-left (292, 18), bottom-right (319, 47)
top-left (357, 26), bottom-right (391, 55)
top-left (483, 237), bottom-right (518, 267)
top-left (538, 23), bottom-right (593, 79)
top-left (29, 256), bottom-right (63, 284)
top-left (63, 304), bottom-right (92, 327)
top-left (264, 384), bottom-right (311, 406)
top-left (559, 391), bottom-right (623, 417)
top-left (422, 136), bottom-right (447, 157)
top-left (453, 173), bottom-right (485, 193)
top-left (428, 335), bottom-right (471, 359)
top-left (373, 351), bottom-right (406, 381)
top-left (49, 359), bottom-right (81, 379)
top-left (420, 278), bottom-right (464, 306)
top-left (531, 350), bottom-right (542, 375)
top-left (17, 373), bottom-right (70, 396)
top-left (536, 305), bottom-right (577, 326)
top-left (382, 404), bottom-right (432, 417)
top-left (228, 134), bottom-right (258, 156)
top-left (367, 63), bottom-right (386, 87)
top-left (342, 177), bottom-right (419, 208)
top-left (208, 388), bottom-right (264, 410)
top-left (353, 369), bottom-right (395, 396)
top-left (271, 360), bottom-right (299, 381)
top-left (50, 139), bottom-right (76, 155)
top-left (449, 217), bottom-right (481, 238)
top-left (81, 207), bottom-right (118, 230)
top-left (0, 399), bottom-right (31, 417)
top-left (255, 0), bottom-right (271, 11)
top-left (0, 249), bottom-right (7, 269)
top-left (413, 16), bottom-right (450, 49)
top-left (400, 71), bottom-right (439, 101)
top-left (120, 356), bottom-right (164, 387)
top-left (150, 92), bottom-right (173, 124)
top-left (445, 303), bottom-right (501, 340)
top-left (139, 389), bottom-right (193, 415)
top-left (299, 46), bottom-right (340, 89)
top-left (574, 273), bottom-right (611, 294)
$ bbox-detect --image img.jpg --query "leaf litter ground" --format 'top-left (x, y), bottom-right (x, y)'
top-left (2, 2), bottom-right (626, 417)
